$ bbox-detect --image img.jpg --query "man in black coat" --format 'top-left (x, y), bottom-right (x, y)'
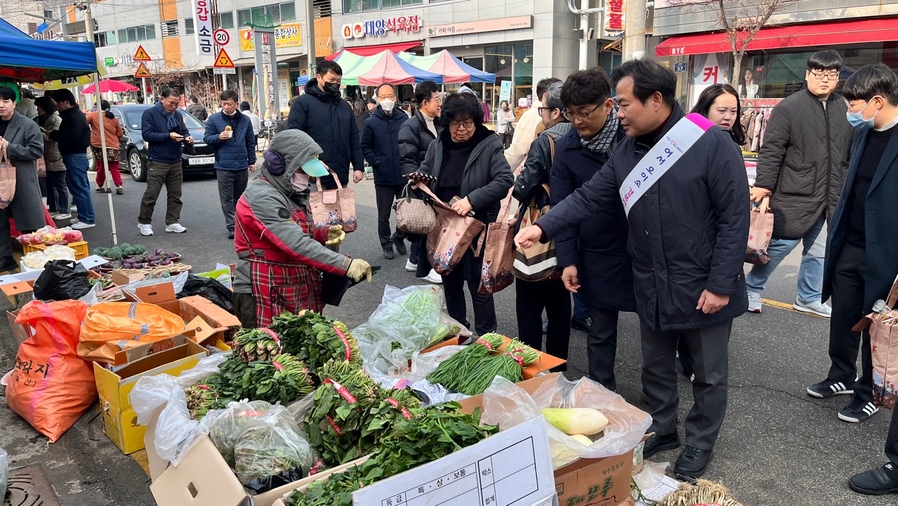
top-left (841, 64), bottom-right (898, 496)
top-left (287, 60), bottom-right (363, 189)
top-left (516, 59), bottom-right (749, 480)
top-left (398, 80), bottom-right (442, 282)
top-left (547, 68), bottom-right (635, 390)
top-left (361, 84), bottom-right (408, 259)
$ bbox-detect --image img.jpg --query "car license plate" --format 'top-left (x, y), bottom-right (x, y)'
top-left (189, 156), bottom-right (214, 165)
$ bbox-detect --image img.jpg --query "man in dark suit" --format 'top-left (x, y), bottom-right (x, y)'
top-left (833, 64), bottom-right (898, 495)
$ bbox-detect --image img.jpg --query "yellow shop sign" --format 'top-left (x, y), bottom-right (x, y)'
top-left (239, 22), bottom-right (302, 51)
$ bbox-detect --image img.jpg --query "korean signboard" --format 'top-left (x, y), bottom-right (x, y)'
top-left (240, 22), bottom-right (302, 51)
top-left (427, 16), bottom-right (531, 38)
top-left (341, 16), bottom-right (422, 39)
top-left (192, 0), bottom-right (214, 56)
top-left (605, 0), bottom-right (625, 36)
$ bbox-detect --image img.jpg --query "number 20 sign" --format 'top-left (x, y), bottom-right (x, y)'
top-left (213, 28), bottom-right (229, 46)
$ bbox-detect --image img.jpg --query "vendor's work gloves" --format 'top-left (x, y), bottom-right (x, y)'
top-left (326, 225), bottom-right (345, 246)
top-left (347, 259), bottom-right (372, 282)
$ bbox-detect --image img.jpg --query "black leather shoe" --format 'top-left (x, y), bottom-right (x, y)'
top-left (849, 463), bottom-right (898, 495)
top-left (643, 432), bottom-right (680, 459)
top-left (674, 446), bottom-right (713, 480)
top-left (393, 239), bottom-right (407, 256)
top-left (571, 317), bottom-right (593, 333)
top-left (383, 247), bottom-right (395, 260)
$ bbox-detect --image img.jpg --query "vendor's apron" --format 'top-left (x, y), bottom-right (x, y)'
top-left (249, 257), bottom-right (323, 327)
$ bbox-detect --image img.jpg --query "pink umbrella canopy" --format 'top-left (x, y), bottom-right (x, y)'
top-left (81, 79), bottom-right (139, 94)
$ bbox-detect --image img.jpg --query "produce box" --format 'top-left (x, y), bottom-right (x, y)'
top-left (0, 268), bottom-right (42, 308)
top-left (23, 240), bottom-right (89, 260)
top-left (271, 416), bottom-right (557, 506)
top-left (458, 374), bottom-right (639, 506)
top-left (123, 281), bottom-right (241, 344)
top-left (423, 335), bottom-right (566, 379)
top-left (146, 407), bottom-right (370, 506)
top-left (95, 340), bottom-right (208, 454)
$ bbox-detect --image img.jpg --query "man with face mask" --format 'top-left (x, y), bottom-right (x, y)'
top-left (287, 60), bottom-right (364, 190)
top-left (233, 129), bottom-right (373, 327)
top-left (204, 90), bottom-right (257, 239)
top-left (360, 84), bottom-right (409, 259)
top-left (747, 50), bottom-right (853, 320)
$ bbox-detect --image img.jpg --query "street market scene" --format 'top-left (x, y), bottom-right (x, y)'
top-left (1, 0), bottom-right (898, 505)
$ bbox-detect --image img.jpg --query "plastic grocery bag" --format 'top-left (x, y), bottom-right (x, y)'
top-left (130, 353), bottom-right (229, 466)
top-left (482, 375), bottom-right (652, 469)
top-left (0, 446), bottom-right (8, 502)
top-left (209, 400), bottom-right (280, 466)
top-left (6, 300), bottom-right (96, 442)
top-left (233, 410), bottom-right (313, 489)
top-left (353, 285), bottom-right (469, 376)
top-left (32, 259), bottom-right (91, 301)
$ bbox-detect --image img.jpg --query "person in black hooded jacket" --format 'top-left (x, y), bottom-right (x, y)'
top-left (287, 60), bottom-right (364, 189)
top-left (412, 92), bottom-right (513, 335)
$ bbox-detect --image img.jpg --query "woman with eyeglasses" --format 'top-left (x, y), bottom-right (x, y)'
top-left (511, 81), bottom-right (574, 364)
top-left (413, 92), bottom-right (514, 335)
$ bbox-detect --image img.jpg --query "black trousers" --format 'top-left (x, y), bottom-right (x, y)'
top-left (374, 183), bottom-right (405, 249)
top-left (826, 242), bottom-right (873, 403)
top-left (233, 291), bottom-right (257, 328)
top-left (641, 318), bottom-right (732, 451)
top-left (442, 266), bottom-right (497, 336)
top-left (588, 307), bottom-right (621, 390)
top-left (515, 278), bottom-right (571, 360)
top-left (216, 169), bottom-right (249, 234)
top-left (887, 402), bottom-right (898, 465)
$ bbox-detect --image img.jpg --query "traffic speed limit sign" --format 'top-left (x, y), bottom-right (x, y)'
top-left (213, 29), bottom-right (230, 46)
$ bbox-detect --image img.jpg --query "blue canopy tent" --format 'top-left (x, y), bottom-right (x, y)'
top-left (0, 17), bottom-right (98, 83)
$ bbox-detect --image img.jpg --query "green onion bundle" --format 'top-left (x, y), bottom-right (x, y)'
top-left (425, 332), bottom-right (505, 391)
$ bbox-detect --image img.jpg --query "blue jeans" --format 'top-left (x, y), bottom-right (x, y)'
top-left (63, 153), bottom-right (94, 224)
top-left (745, 214), bottom-right (826, 303)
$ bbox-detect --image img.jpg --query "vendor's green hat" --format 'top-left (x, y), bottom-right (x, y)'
top-left (300, 158), bottom-right (329, 177)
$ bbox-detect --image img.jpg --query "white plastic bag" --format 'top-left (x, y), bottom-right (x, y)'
top-left (130, 352), bottom-right (229, 466)
top-left (353, 285), bottom-right (469, 376)
top-left (0, 446), bottom-right (8, 501)
top-left (482, 375), bottom-right (652, 469)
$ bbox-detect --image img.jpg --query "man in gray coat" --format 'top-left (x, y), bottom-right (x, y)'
top-left (747, 50), bottom-right (853, 317)
top-left (0, 85), bottom-right (47, 272)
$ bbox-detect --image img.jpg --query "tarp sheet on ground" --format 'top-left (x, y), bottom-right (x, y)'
top-left (336, 50), bottom-right (442, 85)
top-left (0, 17), bottom-right (99, 83)
top-left (400, 50), bottom-right (495, 84)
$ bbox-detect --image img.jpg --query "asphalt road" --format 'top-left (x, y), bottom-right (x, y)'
top-left (0, 171), bottom-right (894, 506)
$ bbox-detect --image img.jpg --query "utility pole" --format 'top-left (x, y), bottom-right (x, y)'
top-left (622, 0), bottom-right (647, 60)
top-left (567, 0), bottom-right (603, 71)
top-left (306, 0), bottom-right (316, 75)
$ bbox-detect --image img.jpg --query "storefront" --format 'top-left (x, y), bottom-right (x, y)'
top-left (655, 18), bottom-right (898, 109)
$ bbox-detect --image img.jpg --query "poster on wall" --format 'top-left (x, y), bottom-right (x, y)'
top-left (690, 53), bottom-right (731, 106)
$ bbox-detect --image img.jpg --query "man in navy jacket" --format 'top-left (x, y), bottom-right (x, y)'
top-left (361, 84), bottom-right (408, 259)
top-left (204, 90), bottom-right (256, 239)
top-left (841, 64), bottom-right (898, 497)
top-left (517, 59), bottom-right (749, 480)
top-left (138, 88), bottom-right (192, 236)
top-left (287, 60), bottom-right (363, 189)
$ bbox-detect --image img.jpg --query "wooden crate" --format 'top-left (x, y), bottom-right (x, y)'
top-left (22, 240), bottom-right (89, 260)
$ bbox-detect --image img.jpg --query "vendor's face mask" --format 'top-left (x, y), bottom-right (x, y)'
top-left (291, 172), bottom-right (310, 192)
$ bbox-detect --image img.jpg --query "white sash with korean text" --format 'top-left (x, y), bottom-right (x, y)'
top-left (619, 113), bottom-right (714, 216)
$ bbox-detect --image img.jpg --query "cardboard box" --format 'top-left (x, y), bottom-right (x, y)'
top-left (149, 430), bottom-right (369, 506)
top-left (458, 374), bottom-right (640, 506)
top-left (95, 340), bottom-right (208, 454)
top-left (112, 269), bottom-right (147, 286)
top-left (123, 281), bottom-right (241, 345)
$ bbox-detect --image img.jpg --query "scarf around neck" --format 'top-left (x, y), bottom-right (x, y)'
top-left (580, 106), bottom-right (620, 156)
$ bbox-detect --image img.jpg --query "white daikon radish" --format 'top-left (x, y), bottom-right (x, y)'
top-left (542, 407), bottom-right (609, 436)
top-left (569, 434), bottom-right (594, 446)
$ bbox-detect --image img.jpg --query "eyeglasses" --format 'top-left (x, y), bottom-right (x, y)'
top-left (562, 104), bottom-right (601, 122)
top-left (809, 70), bottom-right (840, 81)
top-left (449, 120), bottom-right (475, 130)
top-left (164, 100), bottom-right (180, 106)
top-left (378, 94), bottom-right (396, 100)
top-left (537, 107), bottom-right (558, 115)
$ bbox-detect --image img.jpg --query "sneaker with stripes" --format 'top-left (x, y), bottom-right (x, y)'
top-left (807, 378), bottom-right (854, 399)
top-left (839, 397), bottom-right (879, 423)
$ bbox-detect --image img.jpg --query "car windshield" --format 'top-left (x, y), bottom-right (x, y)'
top-left (122, 107), bottom-right (204, 130)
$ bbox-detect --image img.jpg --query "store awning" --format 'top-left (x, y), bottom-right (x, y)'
top-left (326, 40), bottom-right (422, 61)
top-left (655, 18), bottom-right (898, 57)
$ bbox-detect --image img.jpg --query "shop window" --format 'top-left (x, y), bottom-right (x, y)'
top-left (485, 44), bottom-right (532, 109)
top-left (280, 2), bottom-right (296, 22)
top-left (381, 0), bottom-right (423, 7)
top-left (219, 12), bottom-right (234, 29)
top-left (117, 24), bottom-right (154, 43)
top-left (184, 18), bottom-right (194, 35)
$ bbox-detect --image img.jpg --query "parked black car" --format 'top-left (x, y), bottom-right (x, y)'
top-left (110, 104), bottom-right (215, 182)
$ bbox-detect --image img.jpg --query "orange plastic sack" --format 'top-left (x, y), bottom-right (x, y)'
top-left (78, 302), bottom-right (186, 363)
top-left (6, 300), bottom-right (96, 442)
